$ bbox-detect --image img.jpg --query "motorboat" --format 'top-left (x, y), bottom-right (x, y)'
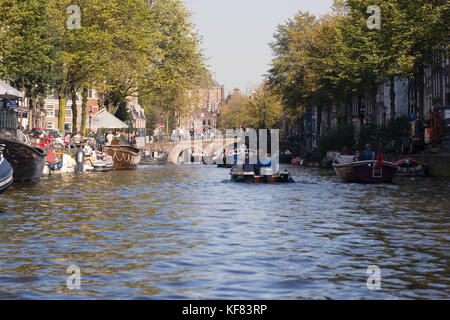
top-left (101, 140), bottom-right (141, 170)
top-left (395, 158), bottom-right (428, 177)
top-left (332, 154), bottom-right (399, 183)
top-left (42, 148), bottom-right (63, 176)
top-left (229, 150), bottom-right (294, 183)
top-left (279, 149), bottom-right (294, 164)
top-left (93, 158), bottom-right (114, 172)
top-left (0, 148), bottom-right (13, 194)
top-left (0, 136), bottom-right (47, 181)
top-left (0, 110), bottom-right (47, 181)
top-left (230, 165), bottom-right (294, 183)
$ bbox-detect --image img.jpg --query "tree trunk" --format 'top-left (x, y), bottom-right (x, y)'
top-left (58, 94), bottom-right (66, 134)
top-left (418, 64), bottom-right (425, 120)
top-left (390, 76), bottom-right (396, 120)
top-left (71, 88), bottom-right (78, 133)
top-left (81, 88), bottom-right (88, 136)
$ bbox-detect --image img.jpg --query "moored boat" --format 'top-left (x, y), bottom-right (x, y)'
top-left (93, 158), bottom-right (114, 172)
top-left (101, 141), bottom-right (140, 170)
top-left (279, 149), bottom-right (293, 164)
top-left (332, 155), bottom-right (399, 183)
top-left (0, 150), bottom-right (13, 194)
top-left (395, 158), bottom-right (428, 177)
top-left (297, 153), bottom-right (320, 167)
top-left (0, 136), bottom-right (47, 181)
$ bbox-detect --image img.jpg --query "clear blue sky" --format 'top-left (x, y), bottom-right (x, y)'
top-left (184, 0), bottom-right (334, 95)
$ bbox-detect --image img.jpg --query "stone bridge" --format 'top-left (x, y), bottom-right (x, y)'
top-left (146, 138), bottom-right (240, 164)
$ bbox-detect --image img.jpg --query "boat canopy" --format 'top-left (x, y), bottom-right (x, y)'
top-left (91, 108), bottom-right (128, 129)
top-left (0, 80), bottom-right (24, 100)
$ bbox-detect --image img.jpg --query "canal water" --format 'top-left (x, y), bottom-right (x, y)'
top-left (0, 165), bottom-right (448, 299)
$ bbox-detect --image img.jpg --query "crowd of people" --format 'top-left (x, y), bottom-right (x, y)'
top-left (60, 129), bottom-right (143, 149)
top-left (165, 126), bottom-right (254, 142)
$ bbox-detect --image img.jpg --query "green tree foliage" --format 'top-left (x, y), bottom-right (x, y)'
top-left (0, 0), bottom-right (207, 134)
top-left (317, 123), bottom-right (355, 158)
top-left (219, 86), bottom-right (283, 130)
top-left (267, 0), bottom-right (449, 130)
top-left (0, 0), bottom-right (55, 118)
top-left (218, 92), bottom-right (248, 130)
top-left (115, 100), bottom-right (131, 122)
top-left (245, 87), bottom-right (283, 129)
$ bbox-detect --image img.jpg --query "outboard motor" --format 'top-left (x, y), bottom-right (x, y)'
top-left (75, 148), bottom-right (85, 173)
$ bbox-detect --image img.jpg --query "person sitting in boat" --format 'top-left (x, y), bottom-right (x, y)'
top-left (256, 150), bottom-right (272, 175)
top-left (353, 150), bottom-right (361, 162)
top-left (257, 150), bottom-right (272, 168)
top-left (64, 132), bottom-right (71, 148)
top-left (360, 143), bottom-right (375, 161)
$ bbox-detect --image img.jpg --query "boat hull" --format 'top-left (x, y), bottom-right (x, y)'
top-left (0, 137), bottom-right (47, 181)
top-left (101, 145), bottom-right (140, 170)
top-left (230, 170), bottom-right (294, 183)
top-left (333, 160), bottom-right (398, 183)
top-left (93, 165), bottom-right (113, 172)
top-left (0, 157), bottom-right (13, 194)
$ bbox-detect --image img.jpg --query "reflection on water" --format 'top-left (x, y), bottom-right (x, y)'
top-left (0, 165), bottom-right (449, 299)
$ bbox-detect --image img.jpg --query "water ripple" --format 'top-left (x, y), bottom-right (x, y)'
top-left (0, 165), bottom-right (448, 299)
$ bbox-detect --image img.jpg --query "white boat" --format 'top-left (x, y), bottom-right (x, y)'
top-left (93, 158), bottom-right (114, 172)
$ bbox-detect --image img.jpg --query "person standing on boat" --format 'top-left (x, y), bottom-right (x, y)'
top-left (360, 143), bottom-right (375, 161)
top-left (106, 131), bottom-right (114, 145)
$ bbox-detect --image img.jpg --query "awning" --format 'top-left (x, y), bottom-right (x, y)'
top-left (0, 80), bottom-right (24, 100)
top-left (91, 108), bottom-right (128, 129)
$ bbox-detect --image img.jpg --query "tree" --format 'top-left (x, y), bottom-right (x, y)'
top-left (138, 0), bottom-right (208, 133)
top-left (245, 86), bottom-right (283, 129)
top-left (0, 0), bottom-right (55, 127)
top-left (218, 93), bottom-right (248, 130)
top-left (1, 0), bottom-right (209, 136)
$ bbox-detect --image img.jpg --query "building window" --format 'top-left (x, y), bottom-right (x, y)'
top-left (66, 109), bottom-right (72, 118)
top-left (88, 89), bottom-right (94, 99)
top-left (46, 122), bottom-right (54, 129)
top-left (46, 104), bottom-right (55, 117)
top-left (208, 119), bottom-right (211, 126)
top-left (65, 123), bottom-right (72, 132)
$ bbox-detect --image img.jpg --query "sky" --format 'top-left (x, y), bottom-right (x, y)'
top-left (184, 0), bottom-right (334, 95)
